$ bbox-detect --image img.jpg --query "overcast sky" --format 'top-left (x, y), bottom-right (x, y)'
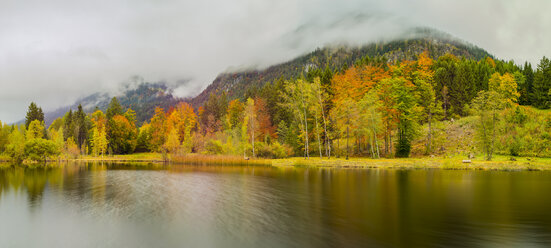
top-left (1, 0), bottom-right (550, 123)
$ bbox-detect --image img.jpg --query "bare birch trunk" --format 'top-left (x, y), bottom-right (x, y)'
top-left (304, 106), bottom-right (309, 159)
top-left (315, 115), bottom-right (322, 158)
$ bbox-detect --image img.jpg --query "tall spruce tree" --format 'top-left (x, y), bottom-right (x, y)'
top-left (449, 59), bottom-right (476, 116)
top-left (519, 62), bottom-right (534, 105)
top-left (75, 104), bottom-right (88, 148)
top-left (433, 54), bottom-right (457, 118)
top-left (25, 102), bottom-right (44, 129)
top-left (532, 57), bottom-right (551, 109)
top-left (63, 110), bottom-right (75, 141)
top-left (106, 97), bottom-right (123, 119)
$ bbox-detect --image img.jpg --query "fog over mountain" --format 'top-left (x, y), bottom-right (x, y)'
top-left (1, 0), bottom-right (550, 123)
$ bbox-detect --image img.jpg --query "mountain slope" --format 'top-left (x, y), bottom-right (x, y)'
top-left (44, 83), bottom-right (182, 126)
top-left (191, 28), bottom-right (492, 107)
top-left (43, 28), bottom-right (493, 126)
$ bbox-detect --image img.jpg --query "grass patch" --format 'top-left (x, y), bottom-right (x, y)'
top-left (171, 154), bottom-right (271, 166)
top-left (77, 153), bottom-right (164, 162)
top-left (16, 152), bottom-right (550, 171)
top-left (76, 153), bottom-right (271, 166)
top-left (273, 155), bottom-right (551, 171)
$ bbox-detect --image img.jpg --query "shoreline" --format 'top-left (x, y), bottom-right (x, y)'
top-left (2, 153), bottom-right (551, 171)
top-left (272, 156), bottom-right (551, 171)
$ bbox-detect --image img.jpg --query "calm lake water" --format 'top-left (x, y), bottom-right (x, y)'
top-left (1, 163), bottom-right (551, 248)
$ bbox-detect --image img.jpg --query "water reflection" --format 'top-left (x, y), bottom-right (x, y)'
top-left (0, 163), bottom-right (551, 247)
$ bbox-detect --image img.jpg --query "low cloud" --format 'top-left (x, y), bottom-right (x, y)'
top-left (1, 0), bottom-right (549, 123)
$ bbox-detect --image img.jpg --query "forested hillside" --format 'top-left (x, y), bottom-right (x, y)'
top-left (42, 29), bottom-right (490, 126)
top-left (191, 28), bottom-right (491, 107)
top-left (2, 29), bottom-right (550, 163)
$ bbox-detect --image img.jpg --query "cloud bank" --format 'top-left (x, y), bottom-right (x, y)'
top-left (0, 0), bottom-right (550, 123)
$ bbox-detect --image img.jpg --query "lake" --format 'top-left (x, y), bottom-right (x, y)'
top-left (1, 162), bottom-right (550, 247)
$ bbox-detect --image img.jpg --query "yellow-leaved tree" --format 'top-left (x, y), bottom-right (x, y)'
top-left (488, 72), bottom-right (520, 107)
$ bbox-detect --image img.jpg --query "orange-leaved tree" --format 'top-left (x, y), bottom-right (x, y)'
top-left (167, 102), bottom-right (197, 153)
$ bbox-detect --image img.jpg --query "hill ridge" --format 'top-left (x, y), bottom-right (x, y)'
top-left (190, 28), bottom-right (491, 107)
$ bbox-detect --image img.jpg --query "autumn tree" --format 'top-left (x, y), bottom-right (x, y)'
top-left (108, 115), bottom-right (137, 154)
top-left (164, 128), bottom-right (181, 154)
top-left (227, 99), bottom-right (244, 130)
top-left (5, 126), bottom-right (26, 163)
top-left (0, 121), bottom-right (11, 153)
top-left (330, 98), bottom-right (358, 160)
top-left (376, 78), bottom-right (399, 155)
top-left (240, 107), bottom-right (249, 158)
top-left (26, 120), bottom-right (44, 140)
top-left (416, 79), bottom-right (442, 154)
top-left (332, 65), bottom-right (389, 103)
top-left (49, 126), bottom-right (65, 156)
top-left (91, 110), bottom-right (107, 131)
top-left (65, 137), bottom-right (80, 158)
top-left (124, 109), bottom-right (137, 126)
top-left (90, 110), bottom-right (108, 157)
top-left (358, 91), bottom-right (382, 158)
top-left (136, 122), bottom-right (152, 152)
top-left (488, 72), bottom-right (520, 107)
top-left (221, 99), bottom-right (244, 154)
top-left (167, 102), bottom-right (196, 153)
top-left (149, 107), bottom-right (168, 152)
top-left (412, 51), bottom-right (442, 153)
top-left (254, 97), bottom-right (276, 143)
top-left (23, 138), bottom-right (59, 162)
top-left (281, 79), bottom-right (312, 158)
top-left (392, 78), bottom-right (420, 158)
top-left (472, 90), bottom-right (505, 160)
top-left (311, 78), bottom-right (330, 158)
top-left (48, 118), bottom-right (64, 135)
top-left (200, 92), bottom-right (228, 134)
top-left (244, 98), bottom-right (257, 157)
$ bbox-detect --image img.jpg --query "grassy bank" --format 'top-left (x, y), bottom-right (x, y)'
top-left (273, 155), bottom-right (551, 171)
top-left (77, 153), bottom-right (165, 162)
top-left (67, 152), bottom-right (551, 171)
top-left (75, 153), bottom-right (271, 166)
top-left (3, 152), bottom-right (551, 171)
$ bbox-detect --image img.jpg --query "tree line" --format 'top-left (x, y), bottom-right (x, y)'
top-left (0, 52), bottom-right (550, 163)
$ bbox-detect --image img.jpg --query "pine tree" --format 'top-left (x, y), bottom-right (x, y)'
top-left (75, 104), bottom-right (88, 148)
top-left (519, 62), bottom-right (534, 105)
top-left (63, 110), bottom-right (75, 141)
top-left (449, 59), bottom-right (476, 116)
top-left (25, 102), bottom-right (44, 129)
top-left (532, 57), bottom-right (551, 109)
top-left (106, 97), bottom-right (123, 119)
